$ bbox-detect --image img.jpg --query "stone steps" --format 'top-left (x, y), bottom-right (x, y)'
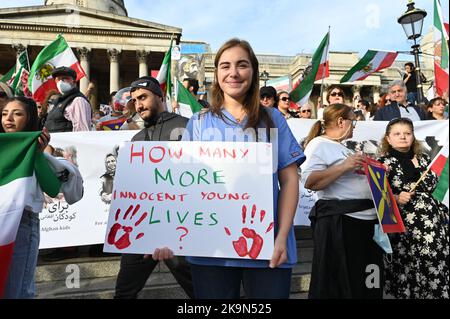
top-left (36, 227), bottom-right (313, 299)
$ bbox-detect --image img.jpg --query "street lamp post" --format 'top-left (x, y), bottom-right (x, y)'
top-left (398, 0), bottom-right (427, 106)
top-left (260, 70), bottom-right (269, 87)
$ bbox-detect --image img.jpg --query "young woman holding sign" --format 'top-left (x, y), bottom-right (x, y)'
top-left (179, 38), bottom-right (305, 299)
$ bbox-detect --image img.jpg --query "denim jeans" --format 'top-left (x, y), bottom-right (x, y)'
top-left (190, 264), bottom-right (292, 299)
top-left (4, 210), bottom-right (40, 299)
top-left (407, 92), bottom-right (418, 105)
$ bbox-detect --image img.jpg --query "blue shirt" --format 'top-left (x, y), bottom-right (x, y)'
top-left (181, 107), bottom-right (305, 268)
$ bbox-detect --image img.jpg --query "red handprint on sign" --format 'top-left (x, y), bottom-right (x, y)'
top-left (107, 204), bottom-right (147, 250)
top-left (225, 204), bottom-right (274, 259)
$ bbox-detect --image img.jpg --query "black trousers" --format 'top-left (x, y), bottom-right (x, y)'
top-left (342, 216), bottom-right (384, 299)
top-left (114, 254), bottom-right (194, 299)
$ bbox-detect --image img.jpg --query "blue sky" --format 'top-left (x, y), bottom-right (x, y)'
top-left (2, 0), bottom-right (448, 60)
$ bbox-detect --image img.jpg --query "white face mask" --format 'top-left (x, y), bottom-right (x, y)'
top-left (57, 81), bottom-right (74, 94)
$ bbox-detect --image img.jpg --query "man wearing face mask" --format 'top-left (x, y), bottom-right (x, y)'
top-left (45, 66), bottom-right (92, 132)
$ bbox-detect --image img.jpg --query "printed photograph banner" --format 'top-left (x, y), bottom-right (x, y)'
top-left (39, 131), bottom-right (135, 249)
top-left (103, 141), bottom-right (275, 260)
top-left (38, 120), bottom-right (449, 248)
top-left (288, 119), bottom-right (449, 226)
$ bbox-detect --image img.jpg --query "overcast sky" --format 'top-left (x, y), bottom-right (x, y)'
top-left (1, 0), bottom-right (448, 60)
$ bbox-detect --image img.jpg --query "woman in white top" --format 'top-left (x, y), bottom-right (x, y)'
top-left (301, 103), bottom-right (383, 299)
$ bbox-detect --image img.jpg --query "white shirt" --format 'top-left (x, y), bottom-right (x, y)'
top-left (300, 136), bottom-right (377, 220)
top-left (398, 103), bottom-right (421, 121)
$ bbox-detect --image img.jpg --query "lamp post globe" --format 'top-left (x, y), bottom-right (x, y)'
top-left (397, 0), bottom-right (427, 106)
top-left (260, 70), bottom-right (270, 87)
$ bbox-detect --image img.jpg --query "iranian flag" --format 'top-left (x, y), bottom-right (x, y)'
top-left (0, 50), bottom-right (32, 97)
top-left (430, 143), bottom-right (449, 207)
top-left (175, 80), bottom-right (203, 118)
top-left (340, 50), bottom-right (398, 83)
top-left (28, 34), bottom-right (86, 104)
top-left (433, 0), bottom-right (449, 96)
top-left (0, 132), bottom-right (60, 298)
top-left (156, 38), bottom-right (173, 99)
top-left (290, 32), bottom-right (329, 106)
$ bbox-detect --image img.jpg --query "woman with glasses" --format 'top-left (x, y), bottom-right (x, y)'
top-left (317, 85), bottom-right (347, 120)
top-left (301, 103), bottom-right (384, 299)
top-left (39, 90), bottom-right (60, 130)
top-left (378, 118), bottom-right (448, 299)
top-left (326, 85), bottom-right (346, 106)
top-left (277, 91), bottom-right (294, 119)
top-left (299, 105), bottom-right (313, 119)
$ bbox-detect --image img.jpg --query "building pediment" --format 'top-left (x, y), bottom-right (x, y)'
top-left (0, 4), bottom-right (181, 36)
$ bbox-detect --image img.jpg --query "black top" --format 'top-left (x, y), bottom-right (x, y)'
top-left (131, 111), bottom-right (188, 142)
top-left (403, 72), bottom-right (417, 93)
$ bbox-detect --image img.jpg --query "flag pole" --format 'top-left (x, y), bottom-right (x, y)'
top-left (410, 166), bottom-right (431, 192)
top-left (24, 48), bottom-right (31, 71)
top-left (318, 26), bottom-right (330, 111)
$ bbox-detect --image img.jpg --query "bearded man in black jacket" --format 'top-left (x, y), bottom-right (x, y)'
top-left (114, 76), bottom-right (193, 299)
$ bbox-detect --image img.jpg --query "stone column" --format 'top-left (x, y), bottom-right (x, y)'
top-left (77, 47), bottom-right (90, 93)
top-left (136, 50), bottom-right (149, 77)
top-left (352, 85), bottom-right (362, 108)
top-left (321, 84), bottom-right (329, 106)
top-left (107, 49), bottom-right (121, 93)
top-left (372, 86), bottom-right (381, 105)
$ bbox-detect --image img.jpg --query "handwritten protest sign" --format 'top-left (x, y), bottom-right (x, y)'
top-left (103, 141), bottom-right (275, 260)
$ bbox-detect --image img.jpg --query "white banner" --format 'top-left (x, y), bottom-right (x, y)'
top-left (39, 131), bottom-right (135, 249)
top-left (39, 120), bottom-right (449, 248)
top-left (289, 119), bottom-right (449, 226)
top-left (103, 142), bottom-right (274, 260)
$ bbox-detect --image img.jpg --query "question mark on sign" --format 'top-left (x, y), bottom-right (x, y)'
top-left (176, 226), bottom-right (189, 250)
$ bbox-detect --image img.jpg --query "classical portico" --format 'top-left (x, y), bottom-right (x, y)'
top-left (0, 0), bottom-right (181, 105)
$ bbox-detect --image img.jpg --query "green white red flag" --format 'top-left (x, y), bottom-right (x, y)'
top-left (430, 142), bottom-right (449, 207)
top-left (0, 132), bottom-right (60, 298)
top-left (156, 38), bottom-right (173, 99)
top-left (28, 35), bottom-right (86, 103)
top-left (290, 32), bottom-right (329, 106)
top-left (340, 50), bottom-right (398, 83)
top-left (433, 0), bottom-right (449, 96)
top-left (175, 80), bottom-right (203, 118)
top-left (0, 50), bottom-right (32, 97)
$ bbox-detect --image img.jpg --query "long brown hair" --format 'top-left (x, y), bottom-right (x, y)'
top-left (210, 38), bottom-right (273, 137)
top-left (379, 118), bottom-right (423, 156)
top-left (304, 103), bottom-right (354, 147)
top-left (326, 85), bottom-right (346, 104)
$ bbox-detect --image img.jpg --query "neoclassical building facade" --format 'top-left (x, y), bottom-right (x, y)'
top-left (0, 0), bottom-right (181, 105)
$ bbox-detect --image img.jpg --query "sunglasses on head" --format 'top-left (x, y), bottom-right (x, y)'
top-left (330, 92), bottom-right (344, 97)
top-left (387, 117), bottom-right (413, 127)
top-left (0, 91), bottom-right (7, 98)
top-left (280, 97), bottom-right (291, 102)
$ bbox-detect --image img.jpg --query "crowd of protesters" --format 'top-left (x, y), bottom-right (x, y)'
top-left (1, 37), bottom-right (449, 300)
